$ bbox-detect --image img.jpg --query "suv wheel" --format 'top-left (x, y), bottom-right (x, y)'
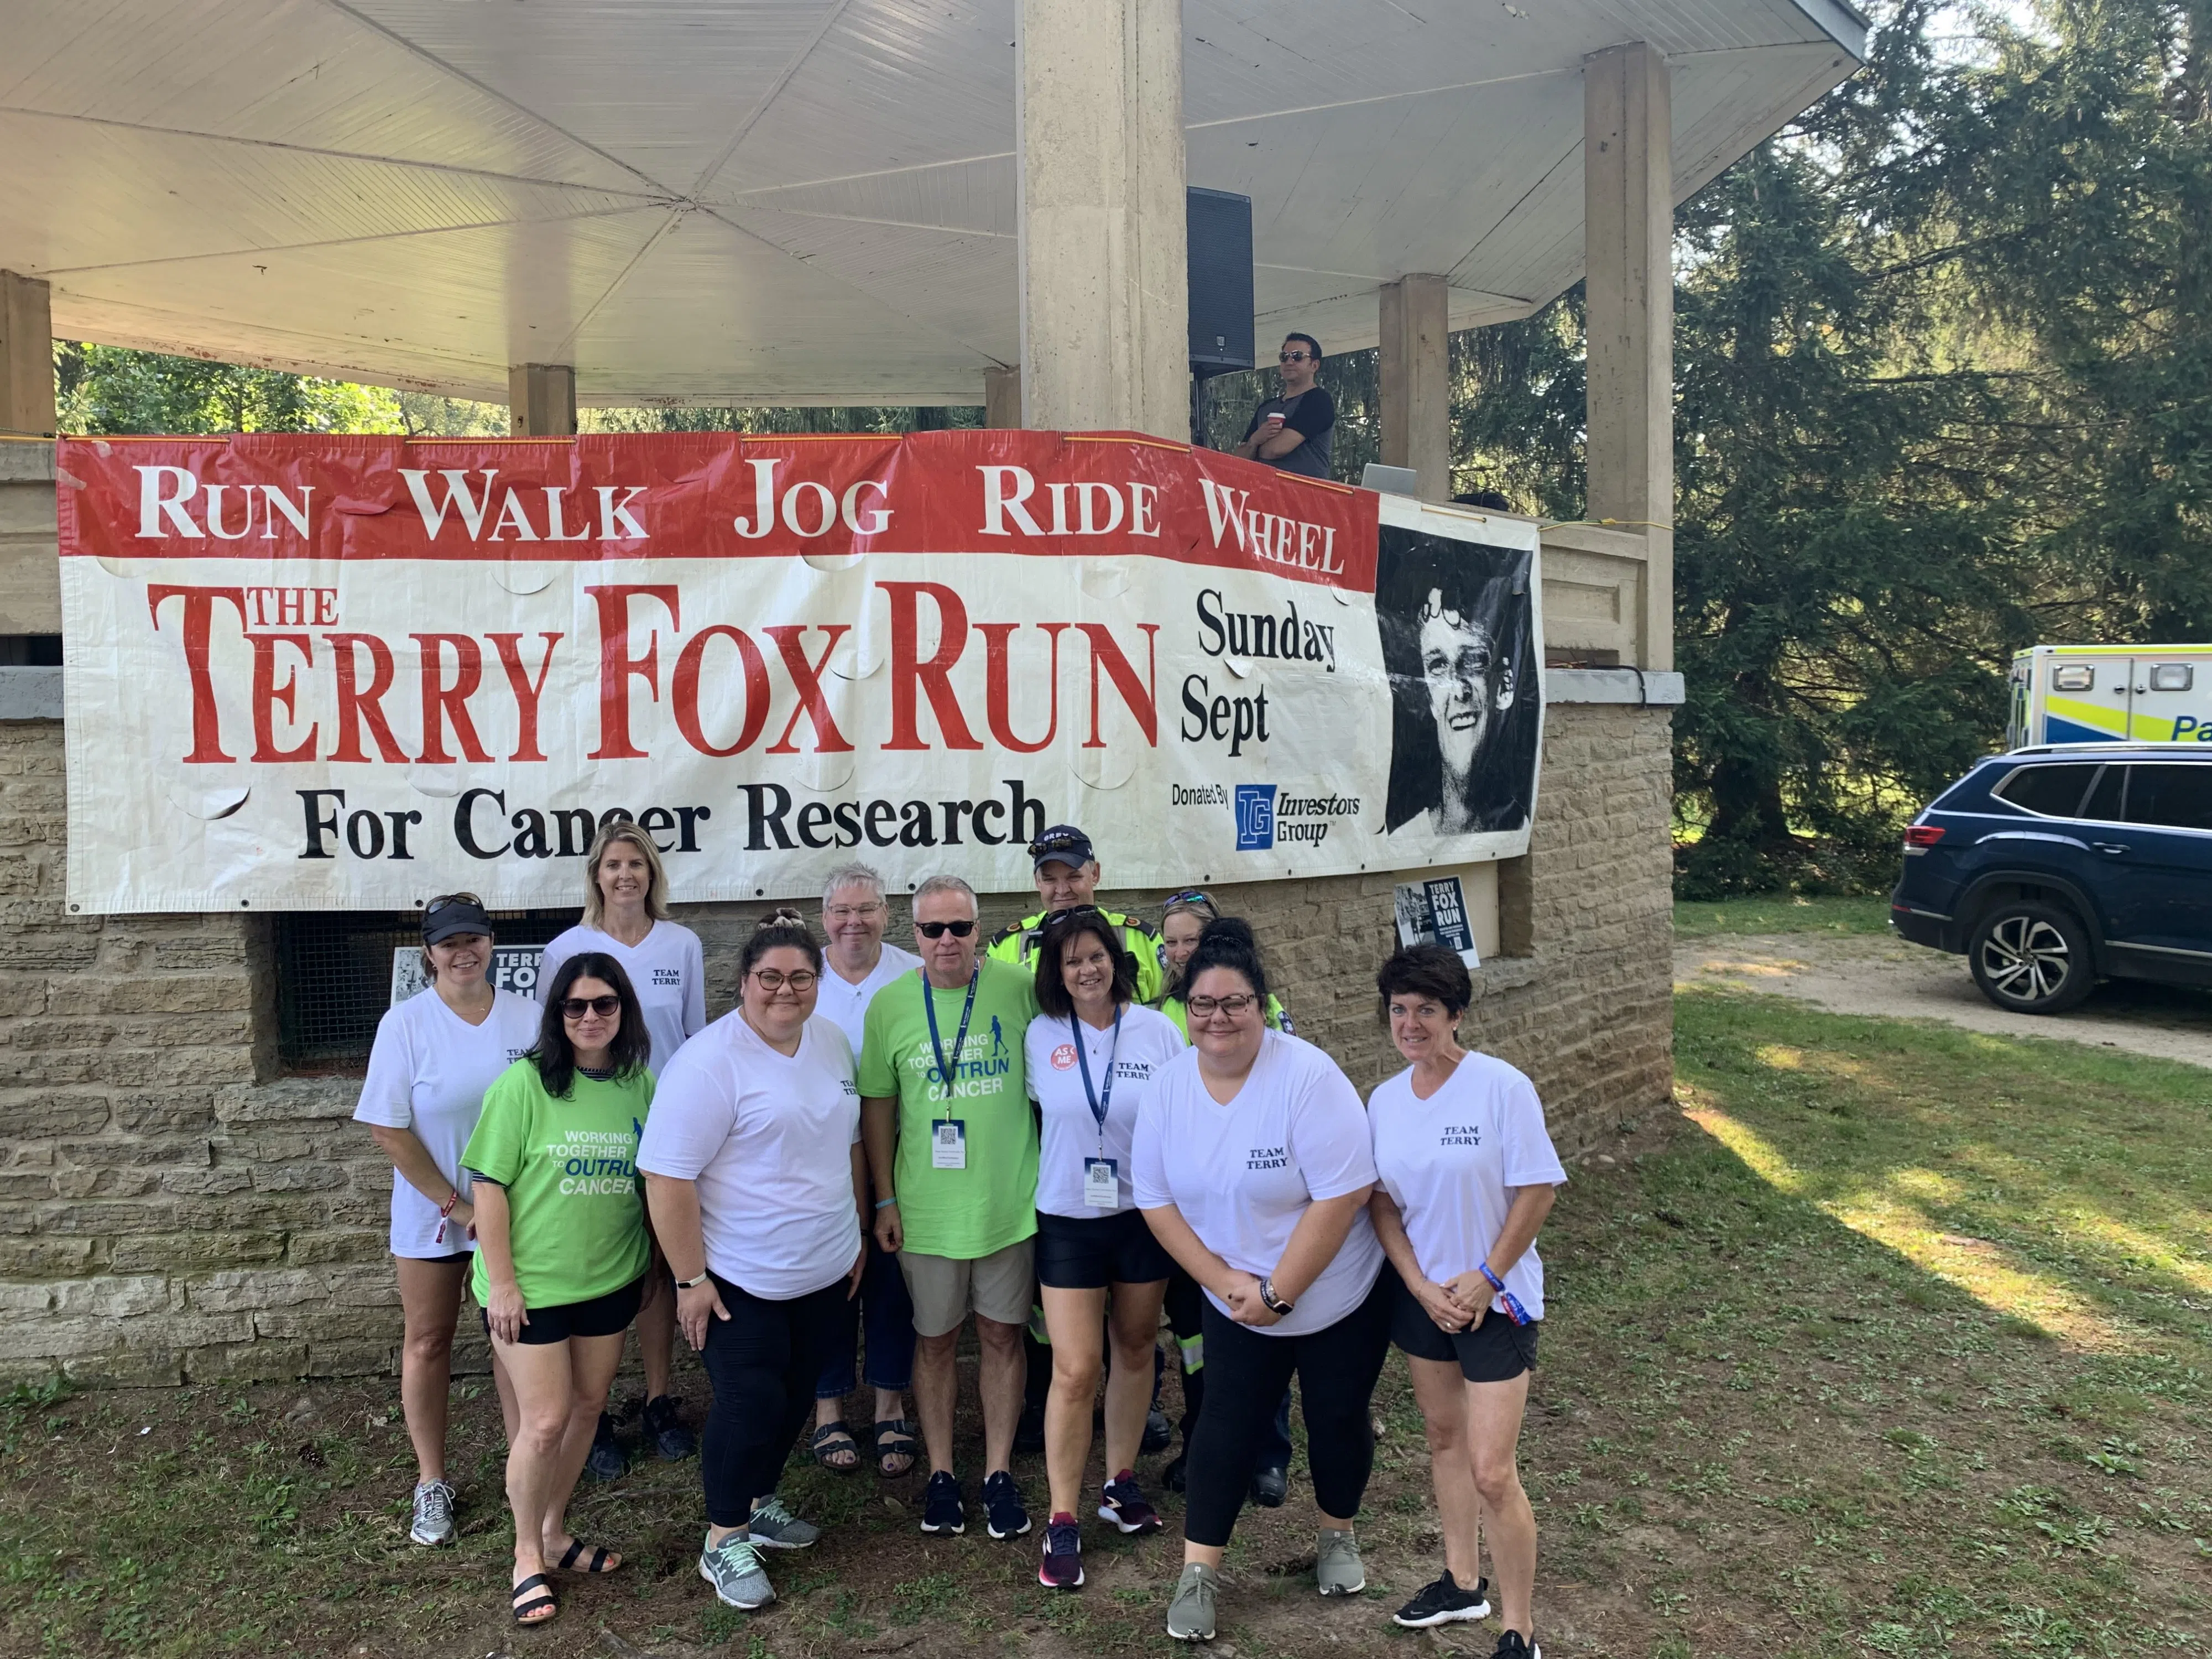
top-left (1966, 901), bottom-right (2096, 1015)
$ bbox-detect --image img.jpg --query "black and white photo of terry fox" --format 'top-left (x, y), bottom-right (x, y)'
top-left (1376, 527), bottom-right (1538, 838)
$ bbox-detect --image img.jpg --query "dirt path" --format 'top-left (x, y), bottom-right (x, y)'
top-left (1674, 928), bottom-right (2212, 1069)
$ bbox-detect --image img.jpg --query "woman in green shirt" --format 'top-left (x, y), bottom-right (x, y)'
top-left (465, 952), bottom-right (656, 1627)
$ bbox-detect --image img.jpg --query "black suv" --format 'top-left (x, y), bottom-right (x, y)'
top-left (1891, 743), bottom-right (2212, 1013)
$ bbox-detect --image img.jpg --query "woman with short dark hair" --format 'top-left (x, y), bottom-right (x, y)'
top-left (465, 952), bottom-right (656, 1627)
top-left (353, 894), bottom-right (539, 1550)
top-left (641, 910), bottom-right (868, 1616)
top-left (1368, 944), bottom-right (1564, 1659)
top-left (1025, 907), bottom-right (1183, 1590)
top-left (1132, 919), bottom-right (1389, 1643)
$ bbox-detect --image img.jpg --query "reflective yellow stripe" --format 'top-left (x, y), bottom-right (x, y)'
top-left (1177, 1333), bottom-right (1203, 1372)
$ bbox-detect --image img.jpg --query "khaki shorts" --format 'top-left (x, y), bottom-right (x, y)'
top-left (899, 1239), bottom-right (1036, 1338)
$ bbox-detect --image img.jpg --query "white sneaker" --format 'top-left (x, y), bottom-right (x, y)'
top-left (408, 1479), bottom-right (456, 1546)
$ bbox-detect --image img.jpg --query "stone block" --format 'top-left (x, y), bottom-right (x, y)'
top-left (186, 1269), bottom-right (327, 1313)
top-left (286, 1229), bottom-right (386, 1266)
top-left (108, 1231), bottom-right (288, 1272)
top-left (183, 1339), bottom-right (308, 1384)
top-left (307, 1338), bottom-right (395, 1379)
top-left (3, 1092), bottom-right (112, 1137)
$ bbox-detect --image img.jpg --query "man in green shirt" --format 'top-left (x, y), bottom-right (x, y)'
top-left (860, 874), bottom-right (1040, 1542)
top-left (984, 823), bottom-right (1164, 1004)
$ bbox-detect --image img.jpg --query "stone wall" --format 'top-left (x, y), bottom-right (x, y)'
top-left (0, 700), bottom-right (1672, 1386)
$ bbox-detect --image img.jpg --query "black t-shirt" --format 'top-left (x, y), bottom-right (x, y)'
top-left (1240, 387), bottom-right (1336, 478)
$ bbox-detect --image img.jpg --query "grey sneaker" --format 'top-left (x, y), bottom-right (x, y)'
top-left (698, 1533), bottom-right (775, 1609)
top-left (746, 1494), bottom-right (820, 1550)
top-left (1316, 1528), bottom-right (1365, 1595)
top-left (408, 1479), bottom-right (456, 1546)
top-left (1166, 1561), bottom-right (1219, 1642)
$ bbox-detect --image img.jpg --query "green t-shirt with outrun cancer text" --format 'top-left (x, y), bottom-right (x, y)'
top-left (464, 1057), bottom-right (655, 1311)
top-left (857, 959), bottom-right (1039, 1260)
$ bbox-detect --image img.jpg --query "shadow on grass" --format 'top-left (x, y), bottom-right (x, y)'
top-left (1672, 985), bottom-right (2212, 1353)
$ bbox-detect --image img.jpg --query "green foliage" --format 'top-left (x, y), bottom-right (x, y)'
top-left (53, 343), bottom-right (408, 436)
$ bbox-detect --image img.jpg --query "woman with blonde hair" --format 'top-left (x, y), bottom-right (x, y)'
top-left (540, 821), bottom-right (707, 1470)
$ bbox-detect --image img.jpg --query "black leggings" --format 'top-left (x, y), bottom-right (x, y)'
top-left (700, 1274), bottom-right (848, 1528)
top-left (1183, 1272), bottom-right (1390, 1548)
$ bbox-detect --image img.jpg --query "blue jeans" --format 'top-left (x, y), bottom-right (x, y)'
top-left (815, 1238), bottom-right (916, 1400)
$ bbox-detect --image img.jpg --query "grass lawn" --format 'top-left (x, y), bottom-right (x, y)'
top-left (1673, 894), bottom-right (1893, 938)
top-left (4, 990), bottom-right (2208, 1657)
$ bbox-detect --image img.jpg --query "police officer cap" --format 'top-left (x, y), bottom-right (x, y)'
top-left (1029, 825), bottom-right (1096, 872)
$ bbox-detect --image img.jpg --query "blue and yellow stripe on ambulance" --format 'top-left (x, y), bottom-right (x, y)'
top-left (2043, 695), bottom-right (2129, 744)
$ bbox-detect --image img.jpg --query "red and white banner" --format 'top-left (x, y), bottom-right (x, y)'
top-left (57, 431), bottom-right (1541, 912)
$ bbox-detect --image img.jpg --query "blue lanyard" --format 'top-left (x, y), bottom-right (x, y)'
top-left (920, 967), bottom-right (979, 1097)
top-left (1070, 1005), bottom-right (1125, 1135)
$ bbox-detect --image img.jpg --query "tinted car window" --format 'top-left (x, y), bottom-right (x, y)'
top-left (2123, 763), bottom-right (2212, 832)
top-left (2080, 764), bottom-right (2126, 822)
top-left (1992, 763), bottom-right (2098, 818)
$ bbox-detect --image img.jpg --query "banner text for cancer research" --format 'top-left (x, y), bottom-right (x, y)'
top-left (56, 431), bottom-right (1542, 913)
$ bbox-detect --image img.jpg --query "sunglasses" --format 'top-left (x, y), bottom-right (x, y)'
top-left (559, 995), bottom-right (621, 1019)
top-left (1029, 831), bottom-right (1088, 858)
top-left (1161, 889), bottom-right (1214, 911)
top-left (916, 919), bottom-right (977, 939)
top-left (1278, 351), bottom-right (1313, 362)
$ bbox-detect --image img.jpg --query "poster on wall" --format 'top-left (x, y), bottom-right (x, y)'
top-left (56, 431), bottom-right (1542, 914)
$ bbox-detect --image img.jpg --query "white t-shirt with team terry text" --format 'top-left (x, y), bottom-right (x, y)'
top-left (635, 1011), bottom-right (864, 1301)
top-left (1369, 1053), bottom-right (1567, 1322)
top-left (352, 987), bottom-right (541, 1258)
top-left (1131, 1029), bottom-right (1385, 1336)
top-left (1025, 1004), bottom-right (1183, 1217)
top-left (538, 919), bottom-right (707, 1074)
top-left (815, 942), bottom-right (924, 1056)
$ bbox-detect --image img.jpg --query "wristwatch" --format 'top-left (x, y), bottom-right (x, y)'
top-left (674, 1271), bottom-right (711, 1291)
top-left (1259, 1276), bottom-right (1295, 1316)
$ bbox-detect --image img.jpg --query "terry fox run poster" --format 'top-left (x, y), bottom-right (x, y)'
top-left (56, 431), bottom-right (1542, 913)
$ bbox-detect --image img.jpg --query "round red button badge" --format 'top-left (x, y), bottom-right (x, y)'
top-left (1050, 1044), bottom-right (1078, 1070)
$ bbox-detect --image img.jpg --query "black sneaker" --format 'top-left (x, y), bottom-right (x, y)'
top-left (1098, 1472), bottom-right (1162, 1535)
top-left (582, 1412), bottom-right (627, 1482)
top-left (920, 1470), bottom-right (965, 1535)
top-left (1014, 1398), bottom-right (1046, 1455)
top-left (1491, 1632), bottom-right (1542, 1659)
top-left (642, 1394), bottom-right (696, 1461)
top-left (1249, 1463), bottom-right (1287, 1507)
top-left (1392, 1570), bottom-right (1493, 1628)
top-left (1141, 1405), bottom-right (1172, 1454)
top-left (982, 1469), bottom-right (1032, 1539)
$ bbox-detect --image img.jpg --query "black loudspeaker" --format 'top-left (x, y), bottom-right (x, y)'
top-left (1187, 187), bottom-right (1254, 377)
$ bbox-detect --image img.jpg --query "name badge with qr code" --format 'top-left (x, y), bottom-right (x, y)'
top-left (1083, 1157), bottom-right (1119, 1209)
top-left (931, 1119), bottom-right (967, 1170)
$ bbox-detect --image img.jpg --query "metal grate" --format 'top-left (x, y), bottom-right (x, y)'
top-left (274, 908), bottom-right (574, 1068)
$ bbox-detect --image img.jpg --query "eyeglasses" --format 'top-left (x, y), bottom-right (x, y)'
top-left (916, 919), bottom-right (977, 939)
top-left (559, 995), bottom-right (622, 1019)
top-left (752, 969), bottom-right (819, 992)
top-left (824, 902), bottom-right (885, 922)
top-left (1185, 993), bottom-right (1259, 1018)
top-left (1278, 351), bottom-right (1313, 362)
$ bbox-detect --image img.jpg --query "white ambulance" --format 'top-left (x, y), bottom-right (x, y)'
top-left (2007, 645), bottom-right (2212, 748)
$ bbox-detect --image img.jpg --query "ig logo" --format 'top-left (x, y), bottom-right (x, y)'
top-left (1234, 784), bottom-right (1277, 851)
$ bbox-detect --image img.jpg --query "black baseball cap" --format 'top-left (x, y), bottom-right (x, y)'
top-left (421, 896), bottom-right (494, 945)
top-left (1029, 825), bottom-right (1096, 872)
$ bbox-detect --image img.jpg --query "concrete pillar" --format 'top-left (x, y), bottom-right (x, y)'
top-left (1378, 274), bottom-right (1451, 500)
top-left (1, 272), bottom-right (55, 439)
top-left (507, 363), bottom-right (576, 437)
top-left (984, 365), bottom-right (1024, 430)
top-left (1015, 0), bottom-right (1188, 438)
top-left (1583, 41), bottom-right (1673, 670)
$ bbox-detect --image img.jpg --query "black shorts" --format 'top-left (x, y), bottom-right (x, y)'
top-left (483, 1274), bottom-right (646, 1347)
top-left (1035, 1208), bottom-right (1173, 1291)
top-left (1389, 1268), bottom-right (1540, 1382)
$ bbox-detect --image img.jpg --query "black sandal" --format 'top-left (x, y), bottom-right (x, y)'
top-left (554, 1538), bottom-right (620, 1574)
top-left (811, 1420), bottom-right (860, 1472)
top-left (511, 1573), bottom-right (557, 1625)
top-left (871, 1418), bottom-right (919, 1478)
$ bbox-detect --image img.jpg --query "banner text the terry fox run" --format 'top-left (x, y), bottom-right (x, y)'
top-left (57, 431), bottom-right (1542, 912)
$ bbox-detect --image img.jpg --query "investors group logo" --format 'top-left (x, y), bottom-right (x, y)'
top-left (1234, 784), bottom-right (1277, 851)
